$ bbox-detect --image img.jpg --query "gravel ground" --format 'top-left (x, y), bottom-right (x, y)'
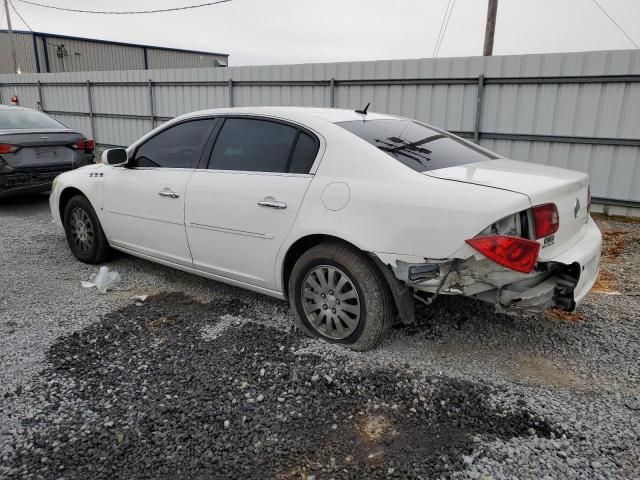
top-left (1, 194), bottom-right (639, 479)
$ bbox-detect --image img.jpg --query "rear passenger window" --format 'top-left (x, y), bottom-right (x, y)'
top-left (209, 118), bottom-right (298, 173)
top-left (289, 132), bottom-right (318, 174)
top-left (133, 119), bottom-right (215, 168)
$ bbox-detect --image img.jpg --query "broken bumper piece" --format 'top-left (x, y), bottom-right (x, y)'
top-left (374, 217), bottom-right (602, 318)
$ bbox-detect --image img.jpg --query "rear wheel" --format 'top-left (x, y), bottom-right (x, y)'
top-left (288, 242), bottom-right (394, 351)
top-left (63, 195), bottom-right (110, 264)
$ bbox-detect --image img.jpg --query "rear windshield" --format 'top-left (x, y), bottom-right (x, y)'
top-left (337, 118), bottom-right (497, 172)
top-left (0, 109), bottom-right (66, 130)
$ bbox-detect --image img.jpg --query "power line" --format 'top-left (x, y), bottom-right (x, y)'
top-left (14, 0), bottom-right (233, 15)
top-left (590, 0), bottom-right (639, 48)
top-left (435, 0), bottom-right (456, 56)
top-left (432, 0), bottom-right (452, 57)
top-left (434, 0), bottom-right (456, 57)
top-left (10, 0), bottom-right (33, 31)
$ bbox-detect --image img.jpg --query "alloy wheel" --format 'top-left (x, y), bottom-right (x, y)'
top-left (69, 206), bottom-right (95, 254)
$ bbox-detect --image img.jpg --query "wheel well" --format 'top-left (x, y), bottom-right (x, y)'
top-left (58, 187), bottom-right (85, 220)
top-left (282, 234), bottom-right (414, 324)
top-left (282, 234), bottom-right (394, 296)
top-left (282, 235), bottom-right (362, 297)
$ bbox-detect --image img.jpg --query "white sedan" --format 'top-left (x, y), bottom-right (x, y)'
top-left (50, 107), bottom-right (602, 350)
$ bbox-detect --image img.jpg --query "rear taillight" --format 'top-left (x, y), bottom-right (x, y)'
top-left (465, 235), bottom-right (540, 274)
top-left (0, 143), bottom-right (19, 154)
top-left (531, 203), bottom-right (559, 239)
top-left (72, 139), bottom-right (95, 153)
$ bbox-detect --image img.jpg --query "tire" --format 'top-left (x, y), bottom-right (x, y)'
top-left (288, 242), bottom-right (394, 351)
top-left (63, 195), bottom-right (110, 264)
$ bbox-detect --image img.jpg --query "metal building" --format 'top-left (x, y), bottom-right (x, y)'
top-left (0, 30), bottom-right (229, 74)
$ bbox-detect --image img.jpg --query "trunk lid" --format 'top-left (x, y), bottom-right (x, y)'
top-left (0, 129), bottom-right (85, 168)
top-left (426, 158), bottom-right (591, 260)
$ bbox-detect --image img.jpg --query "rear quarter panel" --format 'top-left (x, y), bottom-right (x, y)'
top-left (276, 124), bottom-right (531, 290)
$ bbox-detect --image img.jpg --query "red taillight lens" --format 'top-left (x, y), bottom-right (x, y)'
top-left (531, 203), bottom-right (559, 239)
top-left (0, 143), bottom-right (19, 154)
top-left (72, 139), bottom-right (95, 152)
top-left (465, 235), bottom-right (541, 273)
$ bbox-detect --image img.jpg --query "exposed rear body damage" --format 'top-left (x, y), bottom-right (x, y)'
top-left (377, 221), bottom-right (599, 318)
top-left (373, 161), bottom-right (601, 322)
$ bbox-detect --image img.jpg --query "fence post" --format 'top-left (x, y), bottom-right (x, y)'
top-left (147, 79), bottom-right (155, 130)
top-left (228, 78), bottom-right (234, 107)
top-left (37, 80), bottom-right (44, 111)
top-left (329, 77), bottom-right (335, 108)
top-left (473, 74), bottom-right (485, 143)
top-left (86, 80), bottom-right (95, 141)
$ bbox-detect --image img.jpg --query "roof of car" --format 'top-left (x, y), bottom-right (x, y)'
top-left (281, 107), bottom-right (397, 123)
top-left (182, 106), bottom-right (399, 124)
top-left (2, 104), bottom-right (398, 125)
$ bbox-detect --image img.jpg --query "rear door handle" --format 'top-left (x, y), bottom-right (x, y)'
top-left (159, 190), bottom-right (180, 199)
top-left (258, 199), bottom-right (287, 209)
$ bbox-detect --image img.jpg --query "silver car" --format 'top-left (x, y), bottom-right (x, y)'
top-left (0, 105), bottom-right (94, 198)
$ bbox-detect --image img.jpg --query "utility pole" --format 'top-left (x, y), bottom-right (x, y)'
top-left (483, 0), bottom-right (498, 56)
top-left (3, 0), bottom-right (19, 73)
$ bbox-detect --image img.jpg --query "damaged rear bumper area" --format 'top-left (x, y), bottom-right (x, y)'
top-left (373, 217), bottom-right (602, 323)
top-left (0, 166), bottom-right (75, 198)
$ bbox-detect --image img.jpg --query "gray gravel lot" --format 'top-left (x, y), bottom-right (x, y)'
top-left (1, 194), bottom-right (639, 479)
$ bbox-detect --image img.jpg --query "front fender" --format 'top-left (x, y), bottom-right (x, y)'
top-left (50, 164), bottom-right (107, 228)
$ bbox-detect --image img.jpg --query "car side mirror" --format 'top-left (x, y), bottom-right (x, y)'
top-left (102, 148), bottom-right (128, 166)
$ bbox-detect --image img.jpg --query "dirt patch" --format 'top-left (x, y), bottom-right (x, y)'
top-left (359, 414), bottom-right (394, 442)
top-left (274, 458), bottom-right (314, 480)
top-left (592, 212), bottom-right (640, 225)
top-left (545, 309), bottom-right (584, 322)
top-left (145, 315), bottom-right (174, 332)
top-left (353, 414), bottom-right (399, 464)
top-left (591, 268), bottom-right (621, 295)
top-left (431, 343), bottom-right (589, 391)
top-left (507, 355), bottom-right (588, 390)
top-left (601, 230), bottom-right (631, 261)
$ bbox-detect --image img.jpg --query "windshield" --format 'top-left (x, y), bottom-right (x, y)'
top-left (337, 118), bottom-right (498, 172)
top-left (0, 108), bottom-right (66, 130)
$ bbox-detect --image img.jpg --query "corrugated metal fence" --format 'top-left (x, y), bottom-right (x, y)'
top-left (1, 49), bottom-right (639, 212)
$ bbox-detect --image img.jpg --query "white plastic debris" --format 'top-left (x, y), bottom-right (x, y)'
top-left (132, 295), bottom-right (148, 302)
top-left (81, 266), bottom-right (121, 294)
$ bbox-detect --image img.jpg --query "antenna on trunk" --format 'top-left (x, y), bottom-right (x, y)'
top-left (355, 102), bottom-right (370, 115)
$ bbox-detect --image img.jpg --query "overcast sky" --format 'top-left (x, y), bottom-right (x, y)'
top-left (2, 0), bottom-right (639, 65)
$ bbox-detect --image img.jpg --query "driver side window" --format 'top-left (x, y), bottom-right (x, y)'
top-left (132, 119), bottom-right (215, 168)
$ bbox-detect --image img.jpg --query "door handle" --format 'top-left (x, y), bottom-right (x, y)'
top-left (258, 199), bottom-right (287, 209)
top-left (158, 190), bottom-right (180, 199)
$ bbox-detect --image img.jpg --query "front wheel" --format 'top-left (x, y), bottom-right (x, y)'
top-left (63, 195), bottom-right (110, 264)
top-left (288, 242), bottom-right (394, 351)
